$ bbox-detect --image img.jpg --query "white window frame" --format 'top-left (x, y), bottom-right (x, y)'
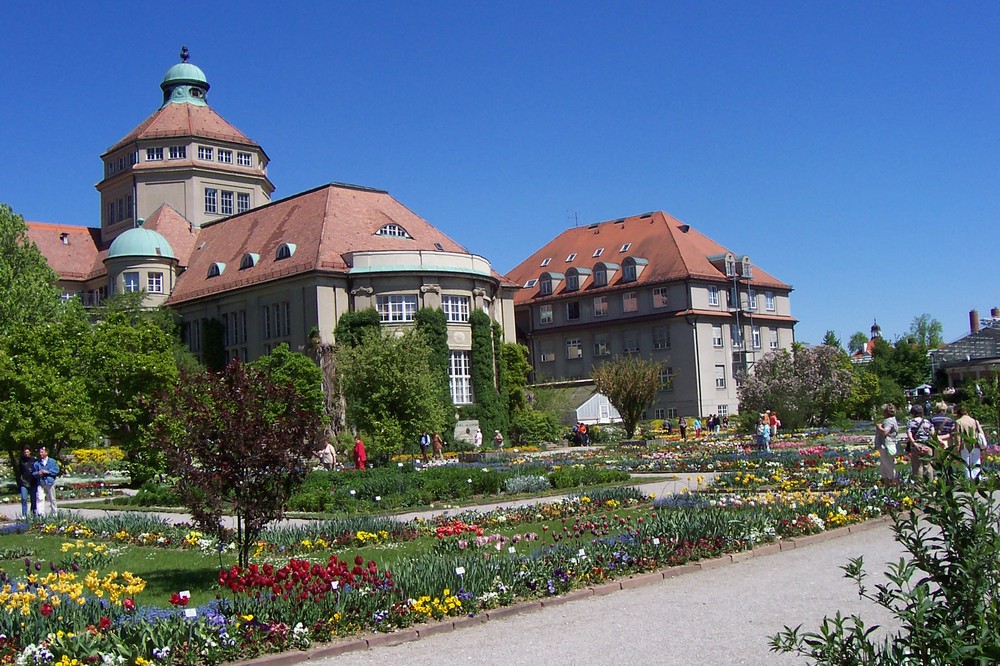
top-left (623, 291), bottom-right (638, 313)
top-left (376, 294), bottom-right (418, 323)
top-left (667, 407), bottom-right (678, 419)
top-left (565, 272), bottom-right (579, 291)
top-left (237, 192), bottom-right (251, 214)
top-left (718, 404), bottom-right (729, 417)
top-left (198, 146), bottom-right (214, 160)
top-left (168, 146), bottom-right (186, 160)
top-left (712, 325), bottom-right (723, 347)
top-left (708, 286), bottom-right (719, 306)
top-left (653, 287), bottom-right (668, 308)
top-left (594, 296), bottom-right (608, 317)
top-left (659, 366), bottom-right (674, 389)
top-left (565, 338), bottom-right (583, 359)
top-left (237, 151), bottom-right (253, 167)
top-left (204, 188), bottom-right (218, 214)
top-left (619, 243), bottom-right (631, 252)
top-left (539, 278), bottom-right (552, 296)
top-left (652, 325), bottom-right (670, 350)
top-left (593, 269), bottom-right (607, 287)
top-left (123, 272), bottom-right (140, 293)
top-left (770, 329), bottom-right (779, 349)
top-left (715, 365), bottom-right (727, 389)
top-left (146, 147), bottom-right (163, 161)
top-left (376, 223), bottom-right (411, 238)
top-left (748, 289), bottom-right (757, 310)
top-left (442, 295), bottom-right (470, 323)
top-left (220, 190), bottom-right (234, 215)
top-left (218, 149), bottom-right (233, 164)
top-left (622, 263), bottom-right (637, 282)
top-left (540, 258), bottom-right (551, 267)
top-left (565, 253), bottom-right (577, 262)
top-left (593, 334), bottom-right (610, 357)
top-left (593, 248), bottom-right (604, 258)
top-left (449, 351), bottom-right (473, 404)
top-left (752, 325), bottom-right (761, 349)
top-left (654, 408), bottom-right (665, 420)
top-left (766, 291), bottom-right (776, 311)
top-left (539, 304), bottom-right (553, 325)
top-left (147, 272), bottom-right (163, 294)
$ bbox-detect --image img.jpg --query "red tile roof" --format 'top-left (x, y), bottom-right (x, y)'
top-left (142, 204), bottom-right (201, 268)
top-left (506, 211), bottom-right (792, 306)
top-left (25, 222), bottom-right (106, 282)
top-left (104, 103), bottom-right (260, 155)
top-left (167, 183), bottom-right (496, 304)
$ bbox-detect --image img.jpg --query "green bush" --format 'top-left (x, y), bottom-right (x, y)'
top-left (113, 480), bottom-right (180, 507)
top-left (548, 466), bottom-right (630, 489)
top-left (511, 409), bottom-right (562, 445)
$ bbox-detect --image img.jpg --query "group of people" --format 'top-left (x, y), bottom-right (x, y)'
top-left (874, 401), bottom-right (990, 483)
top-left (16, 446), bottom-right (60, 517)
top-left (571, 422), bottom-right (590, 446)
top-left (418, 432), bottom-right (446, 462)
top-left (669, 414), bottom-right (731, 440)
top-left (314, 436), bottom-right (367, 471)
top-left (754, 410), bottom-right (780, 452)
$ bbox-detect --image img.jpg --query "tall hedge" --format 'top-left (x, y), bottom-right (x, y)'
top-left (470, 311), bottom-right (504, 435)
top-left (334, 308), bottom-right (380, 347)
top-left (415, 307), bottom-right (456, 440)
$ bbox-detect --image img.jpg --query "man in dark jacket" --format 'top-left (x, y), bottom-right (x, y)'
top-left (18, 448), bottom-right (37, 517)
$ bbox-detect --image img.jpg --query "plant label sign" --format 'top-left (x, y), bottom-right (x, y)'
top-left (455, 567), bottom-right (465, 576)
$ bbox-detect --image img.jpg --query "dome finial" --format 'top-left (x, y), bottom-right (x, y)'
top-left (180, 45), bottom-right (190, 63)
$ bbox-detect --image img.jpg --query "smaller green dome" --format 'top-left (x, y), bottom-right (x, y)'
top-left (107, 228), bottom-right (176, 261)
top-left (160, 47), bottom-right (210, 106)
top-left (162, 62), bottom-right (208, 87)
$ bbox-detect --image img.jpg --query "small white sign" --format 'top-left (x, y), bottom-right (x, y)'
top-left (398, 462), bottom-right (404, 467)
top-left (652, 538), bottom-right (660, 546)
top-left (349, 489), bottom-right (356, 495)
top-left (331, 580), bottom-right (339, 590)
top-left (578, 549), bottom-right (586, 557)
top-left (508, 546), bottom-right (516, 554)
top-left (179, 590), bottom-right (191, 599)
top-left (184, 608), bottom-right (197, 618)
top-left (455, 567), bottom-right (466, 576)
top-left (375, 496), bottom-right (381, 501)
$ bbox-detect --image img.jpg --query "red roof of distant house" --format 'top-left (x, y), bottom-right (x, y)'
top-left (25, 222), bottom-right (107, 282)
top-left (506, 211), bottom-right (793, 306)
top-left (168, 182), bottom-right (510, 305)
top-left (104, 103), bottom-right (261, 155)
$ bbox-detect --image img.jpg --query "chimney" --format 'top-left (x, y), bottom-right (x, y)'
top-left (970, 310), bottom-right (980, 333)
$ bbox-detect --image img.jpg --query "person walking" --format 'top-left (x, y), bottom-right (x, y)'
top-left (679, 417), bottom-right (687, 440)
top-left (353, 436), bottom-right (367, 471)
top-left (32, 447), bottom-right (59, 515)
top-left (473, 428), bottom-right (483, 449)
top-left (906, 405), bottom-right (935, 481)
top-left (493, 429), bottom-right (504, 450)
top-left (419, 432), bottom-right (431, 462)
top-left (953, 405), bottom-right (986, 479)
top-left (770, 411), bottom-right (780, 439)
top-left (17, 447), bottom-right (37, 517)
top-left (316, 440), bottom-right (337, 471)
top-left (432, 432), bottom-right (444, 461)
top-left (873, 404), bottom-right (899, 482)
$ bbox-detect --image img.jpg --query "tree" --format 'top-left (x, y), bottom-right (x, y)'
top-left (591, 356), bottom-right (663, 438)
top-left (414, 307), bottom-right (456, 439)
top-left (0, 203), bottom-right (61, 338)
top-left (83, 307), bottom-right (180, 485)
top-left (909, 313), bottom-right (944, 349)
top-left (822, 330), bottom-right (842, 349)
top-left (738, 345), bottom-right (854, 429)
top-left (469, 311), bottom-right (505, 436)
top-left (869, 337), bottom-right (930, 391)
top-left (848, 331), bottom-right (870, 355)
top-left (336, 328), bottom-right (450, 462)
top-left (150, 360), bottom-right (322, 567)
top-left (0, 303), bottom-right (99, 473)
top-left (500, 342), bottom-right (532, 416)
top-left (249, 343), bottom-right (326, 421)
top-left (333, 308), bottom-right (380, 348)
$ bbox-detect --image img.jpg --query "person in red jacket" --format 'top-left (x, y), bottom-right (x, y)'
top-left (353, 436), bottom-right (367, 470)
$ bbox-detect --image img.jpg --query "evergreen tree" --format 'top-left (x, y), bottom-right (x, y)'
top-left (469, 311), bottom-right (503, 435)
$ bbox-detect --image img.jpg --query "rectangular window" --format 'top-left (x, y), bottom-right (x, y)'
top-left (593, 248), bottom-right (604, 258)
top-left (623, 263), bottom-right (636, 282)
top-left (283, 302), bottom-right (291, 338)
top-left (565, 338), bottom-right (583, 359)
top-left (117, 198), bottom-right (124, 222)
top-left (263, 304), bottom-right (272, 339)
top-left (659, 366), bottom-right (673, 389)
top-left (106, 202), bottom-right (114, 226)
top-left (566, 301), bottom-right (580, 321)
top-left (204, 188), bottom-right (218, 214)
top-left (712, 325), bottom-right (723, 347)
top-left (715, 365), bottom-right (727, 389)
top-left (770, 329), bottom-right (779, 349)
top-left (667, 407), bottom-right (678, 419)
top-left (272, 304), bottom-right (282, 337)
top-left (718, 404), bottom-right (728, 417)
top-left (752, 325), bottom-right (761, 349)
top-left (236, 192), bottom-right (251, 213)
top-left (220, 190), bottom-right (234, 215)
top-left (147, 272), bottom-right (163, 293)
top-left (539, 279), bottom-right (552, 296)
top-left (218, 149), bottom-right (233, 164)
top-left (168, 146), bottom-right (186, 159)
top-left (123, 272), bottom-right (140, 293)
top-left (565, 273), bottom-right (579, 291)
top-left (766, 291), bottom-right (776, 311)
top-left (729, 287), bottom-right (739, 309)
top-left (652, 287), bottom-right (668, 308)
top-left (731, 326), bottom-right (744, 349)
top-left (623, 331), bottom-right (639, 354)
top-left (652, 325), bottom-right (671, 350)
top-left (540, 258), bottom-right (551, 267)
top-left (449, 351), bottom-right (473, 404)
top-left (186, 320), bottom-right (201, 353)
top-left (593, 269), bottom-right (607, 287)
top-left (198, 146), bottom-right (214, 160)
top-left (593, 333), bottom-right (610, 357)
top-left (565, 253), bottom-right (576, 262)
top-left (594, 296), bottom-right (608, 317)
top-left (708, 286), bottom-right (719, 306)
top-left (237, 152), bottom-right (253, 167)
top-left (126, 194), bottom-right (133, 220)
top-left (623, 291), bottom-right (638, 313)
top-left (539, 304), bottom-right (553, 325)
top-left (748, 289), bottom-right (757, 310)
top-left (442, 295), bottom-right (470, 322)
top-left (146, 147), bottom-right (163, 161)
top-left (654, 408), bottom-right (665, 420)
top-left (539, 342), bottom-right (555, 363)
top-left (376, 294), bottom-right (417, 322)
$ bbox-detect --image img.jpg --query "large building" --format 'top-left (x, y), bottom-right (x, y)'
top-left (506, 212), bottom-right (797, 419)
top-left (26, 49), bottom-right (516, 407)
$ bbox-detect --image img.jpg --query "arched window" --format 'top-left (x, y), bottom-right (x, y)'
top-left (375, 223), bottom-right (411, 238)
top-left (539, 276), bottom-right (553, 296)
top-left (207, 262), bottom-right (226, 278)
top-left (593, 266), bottom-right (607, 287)
top-left (239, 253), bottom-right (259, 270)
top-left (275, 243), bottom-right (296, 260)
top-left (565, 268), bottom-right (580, 292)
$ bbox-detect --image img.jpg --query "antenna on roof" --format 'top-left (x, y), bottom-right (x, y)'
top-left (567, 210), bottom-right (578, 228)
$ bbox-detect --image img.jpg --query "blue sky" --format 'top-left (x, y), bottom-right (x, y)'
top-left (3, 2), bottom-right (998, 345)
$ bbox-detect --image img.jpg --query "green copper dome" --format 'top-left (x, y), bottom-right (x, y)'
top-left (107, 228), bottom-right (176, 261)
top-left (160, 46), bottom-right (210, 106)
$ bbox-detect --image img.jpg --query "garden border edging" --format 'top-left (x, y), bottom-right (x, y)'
top-left (235, 514), bottom-right (893, 666)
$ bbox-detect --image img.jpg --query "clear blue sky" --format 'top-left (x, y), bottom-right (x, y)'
top-left (3, 2), bottom-right (998, 345)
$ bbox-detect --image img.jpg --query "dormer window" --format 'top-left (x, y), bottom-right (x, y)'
top-left (275, 243), bottom-right (296, 260)
top-left (619, 243), bottom-right (631, 252)
top-left (623, 262), bottom-right (637, 283)
top-left (593, 248), bottom-right (604, 258)
top-left (621, 256), bottom-right (647, 283)
top-left (741, 257), bottom-right (753, 279)
top-left (540, 258), bottom-right (551, 267)
top-left (593, 267), bottom-right (607, 287)
top-left (207, 262), bottom-right (226, 278)
top-left (565, 253), bottom-right (577, 262)
top-left (565, 269), bottom-right (580, 292)
top-left (539, 277), bottom-right (553, 296)
top-left (725, 254), bottom-right (737, 277)
top-left (239, 253), bottom-right (259, 270)
top-left (375, 223), bottom-right (411, 238)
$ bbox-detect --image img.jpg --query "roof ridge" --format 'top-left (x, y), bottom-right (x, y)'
top-left (657, 212), bottom-right (692, 276)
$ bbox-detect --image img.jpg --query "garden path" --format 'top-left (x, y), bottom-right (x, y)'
top-left (309, 518), bottom-right (904, 666)
top-left (0, 473), bottom-right (713, 527)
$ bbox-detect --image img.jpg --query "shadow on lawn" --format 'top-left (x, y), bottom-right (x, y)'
top-left (140, 566), bottom-right (222, 604)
